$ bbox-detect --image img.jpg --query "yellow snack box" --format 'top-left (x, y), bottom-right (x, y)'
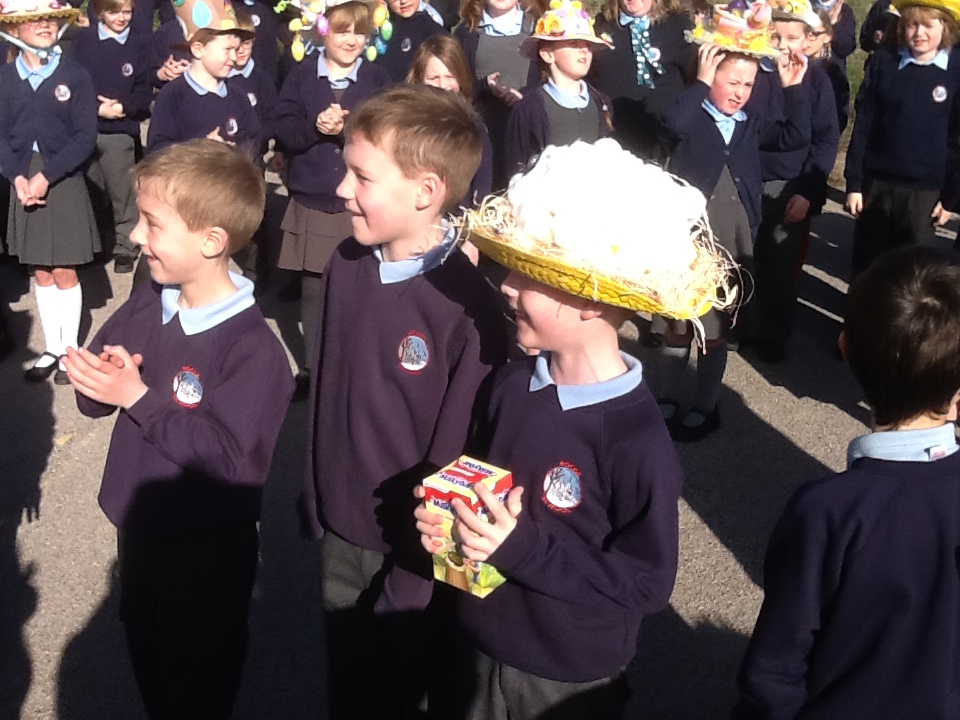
top-left (422, 456), bottom-right (514, 598)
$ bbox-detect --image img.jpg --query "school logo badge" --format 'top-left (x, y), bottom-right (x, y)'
top-left (247, 92), bottom-right (258, 107)
top-left (398, 332), bottom-right (429, 373)
top-left (225, 117), bottom-right (239, 136)
top-left (645, 46), bottom-right (661, 63)
top-left (54, 84), bottom-right (71, 102)
top-left (542, 462), bottom-right (582, 513)
top-left (252, 12), bottom-right (261, 25)
top-left (401, 37), bottom-right (412, 53)
top-left (933, 85), bottom-right (948, 103)
top-left (172, 366), bottom-right (203, 408)
top-left (121, 62), bottom-right (134, 77)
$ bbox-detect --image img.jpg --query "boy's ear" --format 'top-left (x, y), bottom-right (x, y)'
top-left (578, 301), bottom-right (605, 322)
top-left (415, 172), bottom-right (446, 211)
top-left (200, 226), bottom-right (230, 258)
top-left (190, 41), bottom-right (205, 60)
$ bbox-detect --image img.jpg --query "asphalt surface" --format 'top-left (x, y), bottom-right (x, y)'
top-left (0, 200), bottom-right (954, 720)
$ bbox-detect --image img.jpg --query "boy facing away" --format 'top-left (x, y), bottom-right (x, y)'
top-left (735, 246), bottom-right (960, 719)
top-left (64, 140), bottom-right (294, 720)
top-left (299, 84), bottom-right (508, 718)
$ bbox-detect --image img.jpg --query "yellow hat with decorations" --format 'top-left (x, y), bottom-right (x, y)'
top-left (892, 0), bottom-right (960, 24)
top-left (685, 0), bottom-right (781, 59)
top-left (519, 0), bottom-right (613, 60)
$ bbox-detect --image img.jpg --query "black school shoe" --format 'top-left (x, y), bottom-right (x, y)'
top-left (54, 366), bottom-right (71, 385)
top-left (114, 256), bottom-right (136, 274)
top-left (670, 407), bottom-right (721, 443)
top-left (24, 352), bottom-right (60, 382)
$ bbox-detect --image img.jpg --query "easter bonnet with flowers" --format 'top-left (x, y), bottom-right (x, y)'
top-left (518, 0), bottom-right (613, 60)
top-left (0, 0), bottom-right (80, 61)
top-left (459, 139), bottom-right (737, 341)
top-left (275, 0), bottom-right (392, 62)
top-left (685, 0), bottom-right (782, 58)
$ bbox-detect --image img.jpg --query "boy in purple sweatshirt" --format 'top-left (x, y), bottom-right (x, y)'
top-left (299, 84), bottom-right (508, 719)
top-left (64, 140), bottom-right (294, 720)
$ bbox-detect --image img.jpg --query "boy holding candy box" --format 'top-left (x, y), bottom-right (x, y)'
top-left (416, 138), bottom-right (735, 719)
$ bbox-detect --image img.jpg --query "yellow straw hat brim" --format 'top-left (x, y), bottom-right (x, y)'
top-left (466, 222), bottom-right (725, 320)
top-left (892, 0), bottom-right (960, 23)
top-left (684, 28), bottom-right (781, 59)
top-left (519, 33), bottom-right (614, 60)
top-left (0, 6), bottom-right (79, 22)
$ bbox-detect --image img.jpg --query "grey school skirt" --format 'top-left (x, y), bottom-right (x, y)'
top-left (277, 198), bottom-right (354, 274)
top-left (7, 153), bottom-right (100, 267)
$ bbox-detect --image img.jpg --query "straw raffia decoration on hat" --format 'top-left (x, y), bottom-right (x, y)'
top-left (518, 0), bottom-right (613, 60)
top-left (685, 0), bottom-right (781, 59)
top-left (455, 141), bottom-right (738, 343)
top-left (0, 0), bottom-right (79, 23)
top-left (892, 0), bottom-right (960, 23)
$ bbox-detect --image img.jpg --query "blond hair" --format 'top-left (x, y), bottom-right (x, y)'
top-left (327, 0), bottom-right (372, 34)
top-left (406, 35), bottom-right (475, 98)
top-left (898, 5), bottom-right (957, 50)
top-left (345, 85), bottom-right (482, 215)
top-left (134, 140), bottom-right (265, 253)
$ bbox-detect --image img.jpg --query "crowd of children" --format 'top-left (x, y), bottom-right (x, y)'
top-left (4, 0), bottom-right (960, 715)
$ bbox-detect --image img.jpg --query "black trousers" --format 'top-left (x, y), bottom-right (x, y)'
top-left (117, 524), bottom-right (259, 720)
top-left (851, 176), bottom-right (940, 279)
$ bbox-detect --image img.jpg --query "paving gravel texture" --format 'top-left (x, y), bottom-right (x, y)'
top-left (0, 199), bottom-right (954, 719)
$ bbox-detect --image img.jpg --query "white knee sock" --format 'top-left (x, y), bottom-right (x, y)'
top-left (34, 283), bottom-right (61, 362)
top-left (58, 284), bottom-right (83, 369)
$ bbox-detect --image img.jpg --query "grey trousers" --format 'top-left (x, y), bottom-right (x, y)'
top-left (87, 133), bottom-right (139, 259)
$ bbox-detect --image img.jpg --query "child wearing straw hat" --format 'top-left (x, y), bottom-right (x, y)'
top-left (659, 0), bottom-right (810, 440)
top-left (503, 0), bottom-right (614, 175)
top-left (0, 0), bottom-right (100, 385)
top-left (415, 138), bottom-right (734, 719)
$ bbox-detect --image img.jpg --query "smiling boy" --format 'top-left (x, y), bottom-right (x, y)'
top-left (299, 84), bottom-right (507, 719)
top-left (64, 139), bottom-right (294, 720)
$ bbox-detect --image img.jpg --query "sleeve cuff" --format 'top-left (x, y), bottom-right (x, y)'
top-left (124, 387), bottom-right (166, 429)
top-left (488, 512), bottom-right (540, 576)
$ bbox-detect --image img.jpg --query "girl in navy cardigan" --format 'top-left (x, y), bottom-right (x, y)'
top-left (454, 0), bottom-right (544, 188)
top-left (274, 0), bottom-right (390, 396)
top-left (661, 41), bottom-right (811, 440)
top-left (0, 2), bottom-right (99, 384)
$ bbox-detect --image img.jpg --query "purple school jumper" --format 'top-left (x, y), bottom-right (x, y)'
top-left (458, 355), bottom-right (683, 682)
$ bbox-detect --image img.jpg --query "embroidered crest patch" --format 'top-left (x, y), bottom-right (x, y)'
top-left (542, 462), bottom-right (582, 513)
top-left (398, 332), bottom-right (429, 373)
top-left (933, 85), bottom-right (948, 103)
top-left (121, 62), bottom-right (134, 77)
top-left (172, 366), bottom-right (203, 407)
top-left (225, 117), bottom-right (239, 136)
top-left (54, 84), bottom-right (71, 102)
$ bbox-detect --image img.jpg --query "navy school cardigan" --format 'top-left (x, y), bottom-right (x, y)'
top-left (273, 56), bottom-right (391, 212)
top-left (665, 80), bottom-right (812, 235)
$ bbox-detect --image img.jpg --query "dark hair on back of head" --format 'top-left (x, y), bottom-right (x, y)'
top-left (94, 0), bottom-right (135, 15)
top-left (844, 246), bottom-right (960, 427)
top-left (345, 85), bottom-right (482, 214)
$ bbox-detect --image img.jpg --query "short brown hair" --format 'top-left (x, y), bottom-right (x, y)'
top-left (406, 35), bottom-right (474, 98)
top-left (326, 0), bottom-right (372, 35)
top-left (93, 0), bottom-right (134, 15)
top-left (345, 85), bottom-right (482, 214)
top-left (844, 247), bottom-right (960, 427)
top-left (600, 0), bottom-right (681, 24)
top-left (898, 5), bottom-right (957, 50)
top-left (234, 7), bottom-right (256, 34)
top-left (134, 140), bottom-right (265, 254)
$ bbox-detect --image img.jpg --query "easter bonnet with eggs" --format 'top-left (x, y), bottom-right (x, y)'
top-left (171, 0), bottom-right (255, 45)
top-left (685, 0), bottom-right (786, 58)
top-left (275, 0), bottom-right (392, 61)
top-left (460, 139), bottom-right (737, 342)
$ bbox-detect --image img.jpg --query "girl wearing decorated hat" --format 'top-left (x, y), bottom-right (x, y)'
top-left (503, 0), bottom-right (614, 176)
top-left (589, 0), bottom-right (695, 163)
top-left (0, 0), bottom-right (100, 384)
top-left (273, 0), bottom-right (390, 397)
top-left (369, 0), bottom-right (445, 82)
top-left (844, 0), bottom-right (960, 277)
top-left (453, 0), bottom-right (545, 188)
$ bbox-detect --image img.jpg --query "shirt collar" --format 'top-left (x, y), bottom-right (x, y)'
top-left (898, 47), bottom-right (950, 70)
top-left (316, 47), bottom-right (362, 84)
top-left (543, 78), bottom-right (589, 109)
top-left (98, 22), bottom-right (130, 44)
top-left (847, 424), bottom-right (959, 468)
top-left (419, 0), bottom-right (445, 25)
top-left (702, 98), bottom-right (747, 123)
top-left (373, 224), bottom-right (458, 284)
top-left (230, 58), bottom-right (255, 78)
top-left (15, 50), bottom-right (61, 83)
top-left (184, 68), bottom-right (228, 98)
top-left (479, 6), bottom-right (524, 35)
top-left (619, 11), bottom-right (650, 28)
top-left (161, 272), bottom-right (256, 335)
top-left (529, 351), bottom-right (644, 410)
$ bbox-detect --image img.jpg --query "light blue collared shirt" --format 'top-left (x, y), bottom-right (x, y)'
top-left (161, 272), bottom-right (256, 335)
top-left (702, 99), bottom-right (747, 145)
top-left (316, 48), bottom-right (361, 90)
top-left (419, 0), bottom-right (445, 26)
top-left (373, 224), bottom-right (458, 284)
top-left (619, 11), bottom-right (650, 29)
top-left (847, 423), bottom-right (959, 468)
top-left (229, 58), bottom-right (255, 78)
top-left (479, 6), bottom-right (524, 36)
top-left (184, 68), bottom-right (228, 98)
top-left (898, 47), bottom-right (950, 70)
top-left (543, 78), bottom-right (589, 109)
top-left (98, 22), bottom-right (131, 44)
top-left (16, 50), bottom-right (61, 90)
top-left (529, 351), bottom-right (643, 410)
